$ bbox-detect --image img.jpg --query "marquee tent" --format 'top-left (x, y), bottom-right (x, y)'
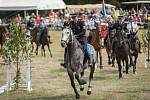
top-left (0, 0), bottom-right (66, 10)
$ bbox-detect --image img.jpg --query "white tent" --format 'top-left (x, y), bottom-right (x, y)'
top-left (122, 1), bottom-right (150, 4)
top-left (67, 4), bottom-right (115, 9)
top-left (0, 0), bottom-right (66, 10)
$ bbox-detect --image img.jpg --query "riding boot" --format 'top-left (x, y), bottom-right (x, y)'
top-left (88, 54), bottom-right (93, 67)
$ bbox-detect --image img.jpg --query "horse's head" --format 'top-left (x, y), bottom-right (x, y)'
top-left (116, 31), bottom-right (124, 47)
top-left (61, 27), bottom-right (73, 48)
top-left (96, 24), bottom-right (102, 36)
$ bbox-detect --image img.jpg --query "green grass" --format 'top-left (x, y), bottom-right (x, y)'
top-left (0, 30), bottom-right (150, 100)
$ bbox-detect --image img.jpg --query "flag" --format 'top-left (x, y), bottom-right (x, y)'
top-left (101, 0), bottom-right (107, 17)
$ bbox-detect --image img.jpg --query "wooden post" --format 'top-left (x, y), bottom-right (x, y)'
top-left (36, 10), bottom-right (39, 16)
top-left (26, 60), bottom-right (32, 91)
top-left (136, 3), bottom-right (138, 14)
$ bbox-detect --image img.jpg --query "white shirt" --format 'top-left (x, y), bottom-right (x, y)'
top-left (89, 18), bottom-right (96, 30)
top-left (127, 22), bottom-right (139, 33)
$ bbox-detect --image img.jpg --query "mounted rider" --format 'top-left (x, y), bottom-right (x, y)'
top-left (27, 17), bottom-right (35, 37)
top-left (61, 13), bottom-right (94, 68)
top-left (127, 16), bottom-right (142, 53)
top-left (37, 17), bottom-right (46, 45)
top-left (111, 15), bottom-right (130, 54)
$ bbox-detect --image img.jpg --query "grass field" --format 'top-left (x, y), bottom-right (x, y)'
top-left (0, 30), bottom-right (150, 100)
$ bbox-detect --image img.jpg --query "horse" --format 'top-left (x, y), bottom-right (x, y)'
top-left (88, 24), bottom-right (102, 68)
top-left (30, 26), bottom-right (52, 57)
top-left (61, 27), bottom-right (96, 99)
top-left (104, 28), bottom-right (116, 65)
top-left (113, 30), bottom-right (134, 79)
top-left (127, 34), bottom-right (140, 73)
top-left (126, 22), bottom-right (140, 72)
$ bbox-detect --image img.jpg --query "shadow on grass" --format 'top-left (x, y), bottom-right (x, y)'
top-left (28, 94), bottom-right (76, 100)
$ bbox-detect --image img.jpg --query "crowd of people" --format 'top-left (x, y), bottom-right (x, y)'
top-left (0, 6), bottom-right (148, 30)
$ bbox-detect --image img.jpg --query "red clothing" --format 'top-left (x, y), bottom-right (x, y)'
top-left (35, 17), bottom-right (41, 24)
top-left (100, 23), bottom-right (107, 38)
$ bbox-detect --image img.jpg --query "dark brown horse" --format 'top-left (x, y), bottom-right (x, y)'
top-left (113, 30), bottom-right (135, 79)
top-left (104, 29), bottom-right (116, 65)
top-left (88, 24), bottom-right (102, 68)
top-left (30, 26), bottom-right (52, 57)
top-left (128, 34), bottom-right (139, 73)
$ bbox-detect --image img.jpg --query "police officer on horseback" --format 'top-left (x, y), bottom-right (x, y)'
top-left (61, 13), bottom-right (94, 68)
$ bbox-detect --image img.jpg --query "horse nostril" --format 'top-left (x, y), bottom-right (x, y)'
top-left (61, 41), bottom-right (66, 47)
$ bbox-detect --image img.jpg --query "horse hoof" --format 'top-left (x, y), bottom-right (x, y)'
top-left (100, 66), bottom-right (103, 69)
top-left (108, 62), bottom-right (111, 65)
top-left (126, 72), bottom-right (129, 74)
top-left (119, 76), bottom-right (122, 80)
top-left (80, 87), bottom-right (84, 91)
top-left (76, 94), bottom-right (80, 99)
top-left (87, 91), bottom-right (92, 95)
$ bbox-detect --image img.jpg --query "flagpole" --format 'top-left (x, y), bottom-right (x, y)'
top-left (103, 0), bottom-right (106, 16)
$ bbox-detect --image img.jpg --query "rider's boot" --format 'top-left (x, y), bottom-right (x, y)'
top-left (88, 54), bottom-right (93, 67)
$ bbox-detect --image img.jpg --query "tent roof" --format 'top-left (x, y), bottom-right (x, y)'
top-left (67, 4), bottom-right (115, 9)
top-left (0, 0), bottom-right (66, 10)
top-left (122, 1), bottom-right (150, 4)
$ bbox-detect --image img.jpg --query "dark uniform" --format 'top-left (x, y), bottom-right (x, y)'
top-left (27, 18), bottom-right (35, 31)
top-left (111, 16), bottom-right (130, 54)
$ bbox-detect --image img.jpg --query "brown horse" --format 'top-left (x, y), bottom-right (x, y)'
top-left (30, 26), bottom-right (52, 57)
top-left (88, 24), bottom-right (102, 68)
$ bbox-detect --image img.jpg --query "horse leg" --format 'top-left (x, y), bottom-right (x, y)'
top-left (107, 49), bottom-right (111, 65)
top-left (75, 71), bottom-right (86, 92)
top-left (67, 69), bottom-right (80, 99)
top-left (47, 43), bottom-right (52, 57)
top-left (122, 59), bottom-right (125, 73)
top-left (31, 42), bottom-right (34, 53)
top-left (80, 71), bottom-right (85, 91)
top-left (96, 51), bottom-right (98, 65)
top-left (133, 55), bottom-right (138, 74)
top-left (35, 44), bottom-right (39, 55)
top-left (41, 45), bottom-right (45, 56)
top-left (99, 50), bottom-right (103, 69)
top-left (125, 58), bottom-right (129, 74)
top-left (117, 58), bottom-right (122, 79)
top-left (111, 53), bottom-right (115, 67)
top-left (87, 63), bottom-right (95, 95)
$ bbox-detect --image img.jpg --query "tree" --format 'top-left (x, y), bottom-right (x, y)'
top-left (2, 20), bottom-right (31, 90)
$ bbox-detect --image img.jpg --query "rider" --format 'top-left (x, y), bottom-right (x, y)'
top-left (61, 13), bottom-right (94, 68)
top-left (111, 15), bottom-right (129, 54)
top-left (27, 17), bottom-right (35, 37)
top-left (71, 14), bottom-right (94, 67)
top-left (37, 17), bottom-right (46, 44)
top-left (127, 16), bottom-right (142, 53)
